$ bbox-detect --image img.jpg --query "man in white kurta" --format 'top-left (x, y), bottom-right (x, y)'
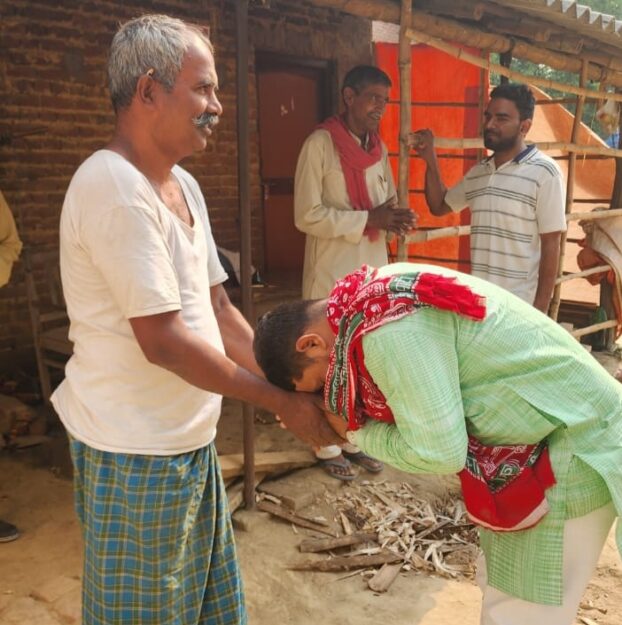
top-left (294, 65), bottom-right (415, 478)
top-left (295, 129), bottom-right (397, 298)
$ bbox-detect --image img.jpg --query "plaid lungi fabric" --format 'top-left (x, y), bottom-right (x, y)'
top-left (69, 439), bottom-right (246, 625)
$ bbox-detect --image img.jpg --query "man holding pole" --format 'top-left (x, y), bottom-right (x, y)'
top-left (413, 83), bottom-right (566, 313)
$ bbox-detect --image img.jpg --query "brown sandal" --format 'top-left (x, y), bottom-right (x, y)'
top-left (342, 451), bottom-right (384, 473)
top-left (318, 454), bottom-right (356, 481)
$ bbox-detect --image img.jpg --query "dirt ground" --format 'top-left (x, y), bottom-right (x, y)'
top-left (1, 351), bottom-right (621, 625)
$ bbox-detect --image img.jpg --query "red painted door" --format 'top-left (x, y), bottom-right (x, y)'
top-left (256, 62), bottom-right (328, 281)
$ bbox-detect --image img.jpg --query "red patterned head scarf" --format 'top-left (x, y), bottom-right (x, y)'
top-left (324, 265), bottom-right (486, 431)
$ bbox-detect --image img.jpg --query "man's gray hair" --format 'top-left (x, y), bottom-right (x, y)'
top-left (108, 14), bottom-right (212, 111)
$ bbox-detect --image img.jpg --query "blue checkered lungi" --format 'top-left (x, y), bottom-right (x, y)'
top-left (69, 439), bottom-right (247, 625)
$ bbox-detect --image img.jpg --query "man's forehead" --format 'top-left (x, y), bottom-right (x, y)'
top-left (360, 82), bottom-right (389, 93)
top-left (486, 97), bottom-right (519, 116)
top-left (180, 39), bottom-right (218, 82)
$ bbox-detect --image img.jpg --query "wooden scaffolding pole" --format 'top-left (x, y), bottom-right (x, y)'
top-left (601, 90), bottom-right (622, 349)
top-left (235, 0), bottom-right (256, 511)
top-left (550, 60), bottom-right (590, 321)
top-left (417, 136), bottom-right (622, 158)
top-left (405, 29), bottom-right (622, 104)
top-left (310, 0), bottom-right (622, 88)
top-left (396, 0), bottom-right (412, 261)
top-left (404, 208), bottom-right (622, 246)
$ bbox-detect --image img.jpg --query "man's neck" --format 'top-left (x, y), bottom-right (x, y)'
top-left (343, 113), bottom-right (368, 145)
top-left (108, 119), bottom-right (175, 185)
top-left (493, 140), bottom-right (527, 168)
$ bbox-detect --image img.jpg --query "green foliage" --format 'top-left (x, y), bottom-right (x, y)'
top-left (580, 0), bottom-right (621, 16)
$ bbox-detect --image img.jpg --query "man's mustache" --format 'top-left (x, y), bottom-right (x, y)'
top-left (193, 112), bottom-right (220, 128)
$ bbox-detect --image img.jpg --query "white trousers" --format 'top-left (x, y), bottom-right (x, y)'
top-left (477, 502), bottom-right (616, 625)
top-left (315, 443), bottom-right (359, 459)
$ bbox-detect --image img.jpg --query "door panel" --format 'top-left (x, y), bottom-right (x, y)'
top-left (257, 64), bottom-right (327, 279)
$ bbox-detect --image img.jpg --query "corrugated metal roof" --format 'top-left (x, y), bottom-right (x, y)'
top-left (489, 0), bottom-right (622, 50)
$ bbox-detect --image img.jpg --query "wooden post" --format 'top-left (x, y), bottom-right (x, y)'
top-left (397, 0), bottom-right (413, 262)
top-left (601, 90), bottom-right (622, 349)
top-left (499, 51), bottom-right (512, 85)
top-left (235, 0), bottom-right (256, 510)
top-left (549, 60), bottom-right (589, 321)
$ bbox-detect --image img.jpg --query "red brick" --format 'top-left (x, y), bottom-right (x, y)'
top-left (0, 0), bottom-right (371, 361)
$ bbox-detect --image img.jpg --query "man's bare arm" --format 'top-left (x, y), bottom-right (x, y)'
top-left (533, 231), bottom-right (562, 314)
top-left (411, 129), bottom-right (452, 216)
top-left (210, 283), bottom-right (263, 376)
top-left (129, 310), bottom-right (341, 447)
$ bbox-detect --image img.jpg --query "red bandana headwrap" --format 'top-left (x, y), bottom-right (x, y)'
top-left (318, 115), bottom-right (383, 241)
top-left (324, 266), bottom-right (555, 532)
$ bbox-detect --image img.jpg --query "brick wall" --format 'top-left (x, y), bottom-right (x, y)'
top-left (0, 0), bottom-right (371, 367)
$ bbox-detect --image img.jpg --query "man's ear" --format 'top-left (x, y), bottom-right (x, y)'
top-left (295, 332), bottom-right (327, 356)
top-left (520, 118), bottom-right (532, 136)
top-left (135, 71), bottom-right (157, 107)
top-left (343, 86), bottom-right (356, 108)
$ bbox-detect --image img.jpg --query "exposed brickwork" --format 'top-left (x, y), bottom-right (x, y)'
top-left (0, 0), bottom-right (371, 367)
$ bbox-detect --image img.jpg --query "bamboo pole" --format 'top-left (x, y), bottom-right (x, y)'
top-left (405, 225), bottom-right (471, 244)
top-left (235, 0), bottom-right (256, 511)
top-left (396, 0), bottom-right (412, 262)
top-left (567, 207), bottom-right (622, 221)
top-left (404, 28), bottom-right (622, 104)
top-left (406, 208), bottom-right (622, 243)
top-left (551, 60), bottom-right (590, 321)
top-left (310, 0), bottom-right (622, 88)
top-left (556, 265), bottom-right (610, 284)
top-left (405, 208), bottom-right (622, 245)
top-left (413, 136), bottom-right (622, 158)
top-left (571, 320), bottom-right (618, 339)
top-left (601, 89), bottom-right (622, 349)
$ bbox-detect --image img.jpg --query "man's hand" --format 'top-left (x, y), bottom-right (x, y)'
top-left (409, 129), bottom-right (436, 162)
top-left (367, 197), bottom-right (417, 235)
top-left (277, 393), bottom-right (344, 448)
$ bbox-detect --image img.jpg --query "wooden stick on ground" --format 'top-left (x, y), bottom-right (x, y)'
top-left (218, 450), bottom-right (316, 479)
top-left (368, 563), bottom-right (403, 593)
top-left (298, 532), bottom-right (378, 553)
top-left (257, 500), bottom-right (338, 537)
top-left (226, 473), bottom-right (267, 514)
top-left (290, 551), bottom-right (402, 572)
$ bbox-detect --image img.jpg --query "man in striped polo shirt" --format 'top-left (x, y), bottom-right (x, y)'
top-left (413, 83), bottom-right (566, 312)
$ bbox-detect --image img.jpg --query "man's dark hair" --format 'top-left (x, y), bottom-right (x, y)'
top-left (489, 83), bottom-right (535, 121)
top-left (253, 299), bottom-right (319, 391)
top-left (342, 65), bottom-right (392, 94)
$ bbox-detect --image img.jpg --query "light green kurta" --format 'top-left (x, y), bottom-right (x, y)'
top-left (351, 263), bottom-right (620, 605)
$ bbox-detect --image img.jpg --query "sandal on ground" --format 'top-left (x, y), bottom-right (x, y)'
top-left (0, 520), bottom-right (19, 543)
top-left (342, 451), bottom-right (384, 473)
top-left (317, 454), bottom-right (357, 481)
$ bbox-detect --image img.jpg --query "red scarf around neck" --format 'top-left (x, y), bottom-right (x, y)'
top-left (318, 115), bottom-right (383, 241)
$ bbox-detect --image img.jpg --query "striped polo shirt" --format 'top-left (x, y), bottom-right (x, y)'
top-left (445, 145), bottom-right (566, 303)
